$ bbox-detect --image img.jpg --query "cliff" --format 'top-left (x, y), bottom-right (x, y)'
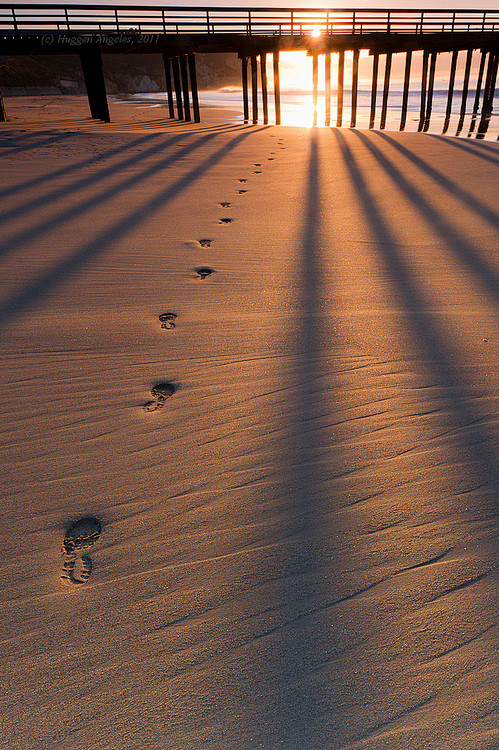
top-left (0, 52), bottom-right (241, 95)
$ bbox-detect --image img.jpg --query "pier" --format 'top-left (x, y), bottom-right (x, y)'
top-left (0, 5), bottom-right (498, 136)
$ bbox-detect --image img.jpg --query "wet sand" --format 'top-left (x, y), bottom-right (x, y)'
top-left (0, 98), bottom-right (498, 750)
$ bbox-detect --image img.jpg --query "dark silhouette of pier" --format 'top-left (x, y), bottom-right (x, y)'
top-left (0, 5), bottom-right (498, 136)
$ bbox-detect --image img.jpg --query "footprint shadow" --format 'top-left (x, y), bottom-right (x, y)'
top-left (143, 382), bottom-right (176, 412)
top-left (61, 516), bottom-right (101, 585)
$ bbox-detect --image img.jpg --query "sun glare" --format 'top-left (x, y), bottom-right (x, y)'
top-left (311, 27), bottom-right (322, 38)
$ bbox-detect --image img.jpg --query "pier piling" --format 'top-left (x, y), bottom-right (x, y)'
top-left (456, 48), bottom-right (473, 135)
top-left (162, 55), bottom-right (175, 119)
top-left (400, 51), bottom-right (412, 131)
top-left (325, 51), bottom-right (331, 127)
top-left (188, 52), bottom-right (200, 123)
top-left (443, 50), bottom-right (458, 133)
top-left (79, 48), bottom-right (110, 122)
top-left (312, 52), bottom-right (319, 127)
top-left (468, 49), bottom-right (487, 135)
top-left (380, 52), bottom-right (392, 130)
top-left (251, 54), bottom-right (258, 124)
top-left (423, 52), bottom-right (437, 132)
top-left (351, 49), bottom-right (359, 128)
top-left (337, 50), bottom-right (345, 127)
top-left (260, 53), bottom-right (268, 125)
top-left (179, 54), bottom-right (191, 122)
top-left (369, 53), bottom-right (379, 129)
top-left (241, 55), bottom-right (249, 123)
top-left (273, 51), bottom-right (281, 125)
top-left (418, 50), bottom-right (429, 132)
top-left (171, 57), bottom-right (184, 120)
top-left (477, 50), bottom-right (499, 138)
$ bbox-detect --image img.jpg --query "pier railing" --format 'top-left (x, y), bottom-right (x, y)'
top-left (1, 5), bottom-right (498, 36)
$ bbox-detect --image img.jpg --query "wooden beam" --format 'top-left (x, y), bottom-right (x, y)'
top-left (251, 54), bottom-right (258, 124)
top-left (477, 51), bottom-right (499, 139)
top-left (241, 55), bottom-right (249, 123)
top-left (325, 52), bottom-right (331, 127)
top-left (171, 56), bottom-right (183, 120)
top-left (456, 48), bottom-right (473, 136)
top-left (179, 54), bottom-right (191, 122)
top-left (468, 49), bottom-right (487, 135)
top-left (400, 51), bottom-right (412, 131)
top-left (418, 50), bottom-right (429, 132)
top-left (380, 52), bottom-right (392, 130)
top-left (260, 52), bottom-right (268, 125)
top-left (442, 50), bottom-right (458, 134)
top-left (312, 52), bottom-right (319, 127)
top-left (188, 52), bottom-right (200, 123)
top-left (337, 50), bottom-right (344, 127)
top-left (79, 48), bottom-right (109, 122)
top-left (162, 54), bottom-right (175, 119)
top-left (369, 53), bottom-right (379, 129)
top-left (350, 49), bottom-right (359, 128)
top-left (273, 50), bottom-right (281, 125)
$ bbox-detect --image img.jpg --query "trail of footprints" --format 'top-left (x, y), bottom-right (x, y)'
top-left (61, 136), bottom-right (281, 585)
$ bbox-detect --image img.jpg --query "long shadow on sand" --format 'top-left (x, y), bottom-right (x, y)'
top-left (0, 126), bottom-right (262, 329)
top-left (0, 130), bottom-right (78, 156)
top-left (427, 133), bottom-right (499, 165)
top-left (0, 131), bottom-right (162, 202)
top-left (333, 128), bottom-right (498, 513)
top-left (254, 130), bottom-right (370, 749)
top-left (374, 131), bottom-right (499, 229)
top-left (351, 130), bottom-right (499, 304)
top-left (0, 124), bottom-right (246, 258)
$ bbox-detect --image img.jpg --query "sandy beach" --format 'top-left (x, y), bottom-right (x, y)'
top-left (0, 97), bottom-right (498, 750)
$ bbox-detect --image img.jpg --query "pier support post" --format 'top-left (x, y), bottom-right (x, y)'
top-left (273, 50), bottom-right (281, 125)
top-left (443, 50), bottom-right (458, 134)
top-left (260, 52), bottom-right (268, 125)
top-left (171, 57), bottom-right (184, 120)
top-left (179, 54), bottom-right (191, 122)
top-left (380, 52), bottom-right (392, 130)
top-left (468, 49), bottom-right (488, 135)
top-left (418, 50), bottom-right (429, 132)
top-left (325, 52), bottom-right (331, 127)
top-left (477, 50), bottom-right (499, 139)
top-left (423, 51), bottom-right (437, 132)
top-left (162, 54), bottom-right (175, 119)
top-left (312, 53), bottom-right (319, 127)
top-left (241, 55), bottom-right (249, 123)
top-left (456, 48), bottom-right (473, 135)
top-left (251, 54), bottom-right (258, 124)
top-left (188, 52), bottom-right (201, 123)
top-left (0, 88), bottom-right (6, 122)
top-left (337, 50), bottom-right (344, 127)
top-left (351, 49), bottom-right (359, 128)
top-left (400, 51), bottom-right (412, 131)
top-left (79, 48), bottom-right (110, 122)
top-left (369, 53), bottom-right (379, 129)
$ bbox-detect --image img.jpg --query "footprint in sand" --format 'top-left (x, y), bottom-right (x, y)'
top-left (238, 178), bottom-right (247, 183)
top-left (61, 516), bottom-right (101, 585)
top-left (254, 163), bottom-right (261, 166)
top-left (198, 238), bottom-right (212, 247)
top-left (143, 382), bottom-right (176, 412)
top-left (238, 189), bottom-right (247, 194)
top-left (253, 171), bottom-right (262, 174)
top-left (194, 266), bottom-right (214, 279)
top-left (219, 217), bottom-right (233, 224)
top-left (219, 202), bottom-right (231, 208)
top-left (159, 312), bottom-right (177, 329)
top-left (268, 157), bottom-right (274, 161)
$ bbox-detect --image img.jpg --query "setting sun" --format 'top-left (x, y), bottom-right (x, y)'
top-left (311, 27), bottom-right (322, 38)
